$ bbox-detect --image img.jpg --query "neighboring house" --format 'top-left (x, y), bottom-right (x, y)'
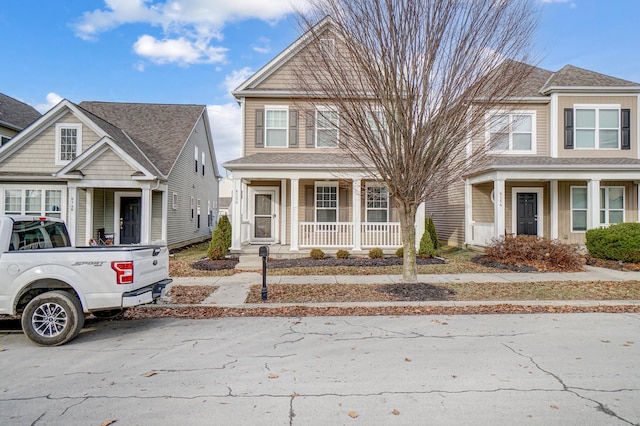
top-left (426, 64), bottom-right (640, 247)
top-left (0, 100), bottom-right (220, 249)
top-left (224, 22), bottom-right (424, 253)
top-left (0, 92), bottom-right (41, 145)
top-left (218, 176), bottom-right (232, 217)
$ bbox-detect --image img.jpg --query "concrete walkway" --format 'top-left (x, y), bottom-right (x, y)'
top-left (165, 265), bottom-right (640, 308)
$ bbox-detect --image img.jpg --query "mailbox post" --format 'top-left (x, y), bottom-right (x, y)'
top-left (259, 246), bottom-right (269, 300)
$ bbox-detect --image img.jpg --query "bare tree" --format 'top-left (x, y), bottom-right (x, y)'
top-left (293, 0), bottom-right (538, 283)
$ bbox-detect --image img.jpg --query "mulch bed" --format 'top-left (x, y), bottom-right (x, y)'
top-left (192, 258), bottom-right (239, 271)
top-left (376, 283), bottom-right (455, 301)
top-left (471, 255), bottom-right (539, 272)
top-left (585, 256), bottom-right (640, 272)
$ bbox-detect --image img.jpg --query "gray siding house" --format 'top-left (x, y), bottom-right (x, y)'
top-left (0, 92), bottom-right (41, 145)
top-left (0, 99), bottom-right (220, 248)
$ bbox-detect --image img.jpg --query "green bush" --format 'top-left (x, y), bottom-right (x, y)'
top-left (310, 248), bottom-right (325, 259)
top-left (368, 247), bottom-right (384, 259)
top-left (418, 228), bottom-right (436, 258)
top-left (586, 223), bottom-right (640, 263)
top-left (207, 216), bottom-right (232, 260)
top-left (336, 249), bottom-right (350, 259)
top-left (395, 247), bottom-right (403, 258)
top-left (426, 216), bottom-right (440, 250)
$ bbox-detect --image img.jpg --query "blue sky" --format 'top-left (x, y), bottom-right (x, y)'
top-left (1, 0), bottom-right (639, 175)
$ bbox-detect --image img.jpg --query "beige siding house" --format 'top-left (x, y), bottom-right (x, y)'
top-left (427, 64), bottom-right (640, 247)
top-left (225, 22), bottom-right (423, 254)
top-left (0, 100), bottom-right (220, 249)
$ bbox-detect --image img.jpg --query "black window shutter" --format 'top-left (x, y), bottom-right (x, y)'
top-left (255, 109), bottom-right (264, 148)
top-left (289, 110), bottom-right (298, 147)
top-left (306, 110), bottom-right (315, 148)
top-left (621, 109), bottom-right (631, 150)
top-left (564, 108), bottom-right (574, 149)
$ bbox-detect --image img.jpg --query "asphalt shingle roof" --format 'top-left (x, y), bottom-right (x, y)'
top-left (541, 64), bottom-right (639, 92)
top-left (79, 101), bottom-right (205, 176)
top-left (0, 93), bottom-right (41, 131)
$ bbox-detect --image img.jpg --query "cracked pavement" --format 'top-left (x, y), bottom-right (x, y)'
top-left (1, 313), bottom-right (639, 425)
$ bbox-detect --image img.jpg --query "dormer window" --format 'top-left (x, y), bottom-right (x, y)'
top-left (55, 123), bottom-right (82, 165)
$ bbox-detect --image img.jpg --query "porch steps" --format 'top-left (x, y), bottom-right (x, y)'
top-left (235, 255), bottom-right (263, 271)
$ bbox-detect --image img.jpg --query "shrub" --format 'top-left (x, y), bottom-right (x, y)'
top-left (418, 229), bottom-right (436, 258)
top-left (395, 247), bottom-right (403, 258)
top-left (586, 223), bottom-right (640, 263)
top-left (368, 247), bottom-right (384, 259)
top-left (336, 249), bottom-right (350, 259)
top-left (207, 216), bottom-right (232, 260)
top-left (426, 217), bottom-right (440, 250)
top-left (310, 248), bottom-right (325, 259)
top-left (485, 234), bottom-right (582, 271)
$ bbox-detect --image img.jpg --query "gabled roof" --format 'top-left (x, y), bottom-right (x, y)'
top-left (0, 92), bottom-right (41, 131)
top-left (232, 16), bottom-right (334, 97)
top-left (78, 101), bottom-right (207, 176)
top-left (540, 64), bottom-right (640, 94)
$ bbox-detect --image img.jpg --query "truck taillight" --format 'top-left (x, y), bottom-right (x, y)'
top-left (111, 261), bottom-right (134, 284)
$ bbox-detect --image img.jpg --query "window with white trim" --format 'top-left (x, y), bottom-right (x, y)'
top-left (201, 151), bottom-right (205, 176)
top-left (172, 192), bottom-right (178, 210)
top-left (316, 107), bottom-right (339, 148)
top-left (487, 112), bottom-right (535, 153)
top-left (571, 186), bottom-right (626, 232)
top-left (4, 188), bottom-right (63, 218)
top-left (315, 183), bottom-right (338, 222)
top-left (197, 198), bottom-right (201, 228)
top-left (571, 187), bottom-right (588, 232)
top-left (366, 183), bottom-right (388, 223)
top-left (265, 107), bottom-right (288, 147)
top-left (600, 186), bottom-right (624, 225)
top-left (190, 196), bottom-right (194, 220)
top-left (366, 109), bottom-right (387, 144)
top-left (575, 106), bottom-right (619, 149)
top-left (55, 123), bottom-right (82, 165)
top-left (194, 146), bottom-right (199, 173)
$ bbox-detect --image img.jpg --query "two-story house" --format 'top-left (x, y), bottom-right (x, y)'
top-left (427, 64), bottom-right (640, 247)
top-left (0, 92), bottom-right (41, 146)
top-left (225, 23), bottom-right (424, 254)
top-left (0, 99), bottom-right (221, 249)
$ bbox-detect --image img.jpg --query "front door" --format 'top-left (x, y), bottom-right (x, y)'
top-left (252, 190), bottom-right (277, 242)
top-left (120, 197), bottom-right (141, 244)
top-left (516, 193), bottom-right (537, 235)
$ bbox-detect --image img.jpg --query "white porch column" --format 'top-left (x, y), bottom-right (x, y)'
top-left (231, 177), bottom-right (243, 250)
top-left (280, 179), bottom-right (287, 244)
top-left (161, 188), bottom-right (168, 244)
top-left (415, 202), bottom-right (425, 250)
top-left (493, 179), bottom-right (506, 239)
top-left (290, 178), bottom-right (299, 251)
top-left (464, 179), bottom-right (472, 245)
top-left (550, 180), bottom-right (559, 239)
top-left (587, 179), bottom-right (601, 230)
top-left (85, 188), bottom-right (93, 244)
top-left (141, 188), bottom-right (151, 244)
top-left (352, 179), bottom-right (362, 251)
top-left (68, 187), bottom-right (78, 246)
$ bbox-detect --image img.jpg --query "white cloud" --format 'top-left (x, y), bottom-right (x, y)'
top-left (73, 0), bottom-right (307, 65)
top-left (35, 92), bottom-right (64, 113)
top-left (222, 67), bottom-right (254, 96)
top-left (133, 34), bottom-right (228, 65)
top-left (207, 102), bottom-right (242, 175)
top-left (252, 37), bottom-right (271, 54)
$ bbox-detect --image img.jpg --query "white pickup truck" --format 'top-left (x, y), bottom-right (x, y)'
top-left (0, 215), bottom-right (171, 346)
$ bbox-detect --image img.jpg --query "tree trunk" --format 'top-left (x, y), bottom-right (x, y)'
top-left (398, 202), bottom-right (418, 283)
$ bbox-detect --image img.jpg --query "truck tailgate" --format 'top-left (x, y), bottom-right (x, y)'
top-left (131, 246), bottom-right (170, 289)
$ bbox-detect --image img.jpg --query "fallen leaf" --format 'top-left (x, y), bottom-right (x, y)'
top-left (550, 405), bottom-right (559, 410)
top-left (109, 381), bottom-right (115, 385)
top-left (101, 420), bottom-right (117, 426)
top-left (391, 409), bottom-right (400, 415)
top-left (292, 392), bottom-right (299, 397)
top-left (268, 374), bottom-right (279, 379)
top-left (626, 341), bottom-right (634, 344)
top-left (405, 357), bottom-right (412, 362)
top-left (0, 348), bottom-right (5, 352)
top-left (600, 340), bottom-right (610, 343)
top-left (348, 411), bottom-right (358, 418)
top-left (144, 371), bottom-right (157, 377)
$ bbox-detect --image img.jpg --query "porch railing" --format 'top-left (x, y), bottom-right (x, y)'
top-left (298, 222), bottom-right (402, 248)
top-left (360, 222), bottom-right (402, 247)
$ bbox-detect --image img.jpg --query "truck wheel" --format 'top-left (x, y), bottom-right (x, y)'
top-left (21, 290), bottom-right (85, 346)
top-left (92, 309), bottom-right (126, 320)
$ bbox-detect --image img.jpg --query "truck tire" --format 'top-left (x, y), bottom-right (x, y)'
top-left (21, 290), bottom-right (85, 346)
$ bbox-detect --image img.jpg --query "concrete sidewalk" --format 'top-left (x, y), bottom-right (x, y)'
top-left (165, 265), bottom-right (640, 308)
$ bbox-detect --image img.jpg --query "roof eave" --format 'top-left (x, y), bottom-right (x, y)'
top-left (540, 86), bottom-right (640, 95)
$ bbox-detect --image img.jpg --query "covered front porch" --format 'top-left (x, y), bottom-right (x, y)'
top-left (228, 172), bottom-right (423, 254)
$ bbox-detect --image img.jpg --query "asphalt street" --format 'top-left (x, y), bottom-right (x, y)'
top-left (1, 313), bottom-right (639, 425)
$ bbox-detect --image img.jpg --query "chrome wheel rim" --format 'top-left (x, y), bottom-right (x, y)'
top-left (31, 302), bottom-right (68, 337)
